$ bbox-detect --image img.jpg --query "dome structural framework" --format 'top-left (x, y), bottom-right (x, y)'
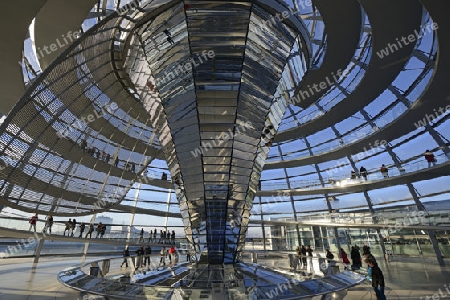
top-left (0, 0), bottom-right (448, 295)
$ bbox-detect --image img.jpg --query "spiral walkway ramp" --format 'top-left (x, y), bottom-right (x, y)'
top-left (0, 0), bottom-right (450, 299)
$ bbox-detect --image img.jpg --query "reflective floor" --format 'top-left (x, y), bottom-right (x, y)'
top-left (0, 255), bottom-right (448, 299)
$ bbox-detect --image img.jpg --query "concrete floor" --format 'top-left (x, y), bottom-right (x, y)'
top-left (0, 257), bottom-right (85, 299)
top-left (0, 255), bottom-right (448, 299)
top-left (346, 256), bottom-right (450, 299)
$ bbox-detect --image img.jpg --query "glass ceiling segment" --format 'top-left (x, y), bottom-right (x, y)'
top-left (277, 7), bottom-right (371, 131)
top-left (269, 41), bottom-right (435, 162)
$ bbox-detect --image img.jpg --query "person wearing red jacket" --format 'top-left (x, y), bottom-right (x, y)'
top-left (424, 150), bottom-right (436, 167)
top-left (28, 214), bottom-right (38, 232)
top-left (340, 248), bottom-right (350, 264)
top-left (168, 246), bottom-right (176, 263)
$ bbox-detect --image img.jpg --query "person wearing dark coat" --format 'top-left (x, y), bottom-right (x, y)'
top-left (351, 245), bottom-right (362, 269)
top-left (300, 245), bottom-right (307, 268)
top-left (363, 243), bottom-right (371, 255)
top-left (121, 247), bottom-right (130, 268)
top-left (135, 246), bottom-right (144, 268)
top-left (143, 245), bottom-right (152, 266)
top-left (368, 259), bottom-right (386, 300)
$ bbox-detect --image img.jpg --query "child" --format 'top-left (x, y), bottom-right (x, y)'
top-left (368, 259), bottom-right (386, 300)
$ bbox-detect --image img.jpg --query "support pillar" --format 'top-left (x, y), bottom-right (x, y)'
top-left (33, 238), bottom-right (45, 264)
top-left (407, 183), bottom-right (444, 266)
top-left (333, 227), bottom-right (342, 254)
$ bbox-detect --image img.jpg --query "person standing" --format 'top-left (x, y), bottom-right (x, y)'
top-left (300, 245), bottom-right (307, 268)
top-left (326, 249), bottom-right (334, 263)
top-left (424, 149), bottom-right (436, 167)
top-left (143, 245), bottom-right (152, 266)
top-left (351, 245), bottom-right (362, 269)
top-left (135, 246), bottom-right (144, 268)
top-left (160, 246), bottom-right (166, 266)
top-left (306, 245), bottom-right (314, 273)
top-left (380, 165), bottom-right (389, 178)
top-left (153, 229), bottom-right (157, 243)
top-left (96, 222), bottom-right (103, 238)
top-left (80, 139), bottom-right (87, 152)
top-left (171, 230), bottom-right (176, 245)
top-left (294, 246), bottom-right (301, 272)
top-left (100, 224), bottom-right (106, 238)
top-left (159, 230), bottom-right (163, 243)
top-left (168, 246), bottom-right (175, 264)
top-left (325, 249), bottom-right (335, 275)
top-left (114, 156), bottom-right (119, 167)
top-left (78, 223), bottom-right (85, 238)
top-left (28, 214), bottom-right (38, 232)
top-left (359, 166), bottom-right (368, 181)
top-left (363, 243), bottom-right (371, 255)
top-left (139, 228), bottom-right (144, 243)
top-left (368, 259), bottom-right (386, 300)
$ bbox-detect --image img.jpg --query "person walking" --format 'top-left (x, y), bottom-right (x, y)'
top-left (340, 248), bottom-right (350, 265)
top-left (114, 156), bottom-right (119, 167)
top-left (63, 218), bottom-right (72, 236)
top-left (28, 214), bottom-right (38, 232)
top-left (85, 224), bottom-right (94, 238)
top-left (121, 247), bottom-right (130, 268)
top-left (78, 222), bottom-right (85, 238)
top-left (424, 149), bottom-right (436, 167)
top-left (70, 218), bottom-right (77, 237)
top-left (43, 215), bottom-right (53, 234)
top-left (368, 259), bottom-right (386, 300)
top-left (153, 229), bottom-right (157, 243)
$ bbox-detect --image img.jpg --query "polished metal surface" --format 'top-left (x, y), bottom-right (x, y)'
top-left (57, 257), bottom-right (366, 299)
top-left (118, 0), bottom-right (309, 264)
